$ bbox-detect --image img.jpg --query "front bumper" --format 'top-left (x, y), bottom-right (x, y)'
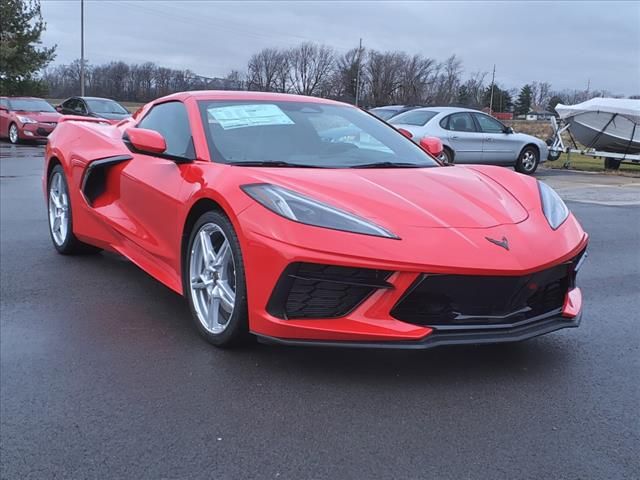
top-left (20, 122), bottom-right (56, 140)
top-left (257, 309), bottom-right (581, 349)
top-left (237, 201), bottom-right (588, 346)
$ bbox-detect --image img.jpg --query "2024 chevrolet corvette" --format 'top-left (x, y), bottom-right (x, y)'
top-left (44, 91), bottom-right (588, 348)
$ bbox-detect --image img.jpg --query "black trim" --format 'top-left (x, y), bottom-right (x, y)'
top-left (267, 263), bottom-right (393, 319)
top-left (81, 154), bottom-right (133, 206)
top-left (255, 311), bottom-right (581, 350)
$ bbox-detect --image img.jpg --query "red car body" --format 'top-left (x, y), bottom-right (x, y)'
top-left (43, 91), bottom-right (588, 348)
top-left (0, 96), bottom-right (61, 142)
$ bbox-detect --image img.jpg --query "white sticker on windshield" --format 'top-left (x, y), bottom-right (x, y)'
top-left (207, 104), bottom-right (294, 130)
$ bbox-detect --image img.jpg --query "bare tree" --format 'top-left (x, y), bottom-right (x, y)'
top-left (396, 54), bottom-right (436, 105)
top-left (366, 50), bottom-right (405, 106)
top-left (287, 42), bottom-right (335, 96)
top-left (246, 47), bottom-right (288, 92)
top-left (431, 54), bottom-right (462, 105)
top-left (332, 46), bottom-right (365, 102)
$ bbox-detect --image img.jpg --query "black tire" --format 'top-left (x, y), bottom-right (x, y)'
top-left (439, 147), bottom-right (454, 165)
top-left (604, 157), bottom-right (621, 170)
top-left (47, 165), bottom-right (101, 255)
top-left (515, 146), bottom-right (539, 175)
top-left (183, 210), bottom-right (250, 347)
top-left (8, 123), bottom-right (20, 144)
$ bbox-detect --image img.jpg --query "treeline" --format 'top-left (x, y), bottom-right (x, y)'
top-left (40, 42), bottom-right (630, 111)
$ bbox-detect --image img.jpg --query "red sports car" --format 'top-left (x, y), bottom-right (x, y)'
top-left (44, 91), bottom-right (588, 348)
top-left (1, 96), bottom-right (61, 143)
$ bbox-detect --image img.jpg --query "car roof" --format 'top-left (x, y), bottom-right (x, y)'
top-left (1, 96), bottom-right (45, 100)
top-left (405, 106), bottom-right (481, 114)
top-left (153, 90), bottom-right (347, 107)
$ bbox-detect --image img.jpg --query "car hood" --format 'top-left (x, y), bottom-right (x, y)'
top-left (244, 165), bottom-right (529, 229)
top-left (14, 111), bottom-right (61, 123)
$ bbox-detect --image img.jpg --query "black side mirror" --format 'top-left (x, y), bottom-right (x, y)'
top-left (504, 126), bottom-right (514, 134)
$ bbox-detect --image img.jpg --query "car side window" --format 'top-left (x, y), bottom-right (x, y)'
top-left (63, 99), bottom-right (77, 111)
top-left (474, 113), bottom-right (505, 134)
top-left (138, 101), bottom-right (194, 158)
top-left (442, 113), bottom-right (476, 132)
top-left (0, 98), bottom-right (8, 109)
top-left (76, 100), bottom-right (87, 114)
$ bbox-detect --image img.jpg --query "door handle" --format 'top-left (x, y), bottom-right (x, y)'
top-left (451, 135), bottom-right (459, 139)
top-left (485, 137), bottom-right (493, 141)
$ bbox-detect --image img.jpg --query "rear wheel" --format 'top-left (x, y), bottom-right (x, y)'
top-left (184, 211), bottom-right (249, 347)
top-left (515, 146), bottom-right (539, 174)
top-left (48, 165), bottom-right (100, 254)
top-left (8, 123), bottom-right (20, 144)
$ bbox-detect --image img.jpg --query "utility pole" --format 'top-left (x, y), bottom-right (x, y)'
top-left (355, 38), bottom-right (362, 107)
top-left (80, 0), bottom-right (85, 96)
top-left (488, 64), bottom-right (496, 115)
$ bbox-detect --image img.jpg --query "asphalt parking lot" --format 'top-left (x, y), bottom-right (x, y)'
top-left (1, 143), bottom-right (639, 480)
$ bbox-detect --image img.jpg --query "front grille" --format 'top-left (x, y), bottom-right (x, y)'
top-left (36, 127), bottom-right (52, 136)
top-left (267, 263), bottom-right (392, 319)
top-left (391, 259), bottom-right (578, 327)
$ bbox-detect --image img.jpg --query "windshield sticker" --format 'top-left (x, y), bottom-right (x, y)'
top-left (207, 104), bottom-right (294, 130)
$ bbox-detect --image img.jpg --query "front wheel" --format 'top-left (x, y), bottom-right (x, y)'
top-left (439, 147), bottom-right (454, 165)
top-left (515, 146), bottom-right (539, 174)
top-left (184, 211), bottom-right (250, 347)
top-left (8, 123), bottom-right (20, 144)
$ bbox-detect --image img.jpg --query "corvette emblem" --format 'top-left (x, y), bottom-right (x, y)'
top-left (485, 236), bottom-right (509, 250)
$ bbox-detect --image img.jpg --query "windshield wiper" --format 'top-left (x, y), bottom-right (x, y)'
top-left (227, 160), bottom-right (324, 168)
top-left (349, 162), bottom-right (429, 169)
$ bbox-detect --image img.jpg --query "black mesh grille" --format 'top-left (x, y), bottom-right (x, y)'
top-left (391, 261), bottom-right (575, 327)
top-left (268, 263), bottom-right (392, 319)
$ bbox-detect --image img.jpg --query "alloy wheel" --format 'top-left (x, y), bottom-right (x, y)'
top-left (48, 171), bottom-right (69, 246)
top-left (9, 124), bottom-right (18, 144)
top-left (522, 150), bottom-right (537, 172)
top-left (189, 223), bottom-right (237, 334)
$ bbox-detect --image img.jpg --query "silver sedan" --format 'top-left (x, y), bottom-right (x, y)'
top-left (389, 107), bottom-right (548, 174)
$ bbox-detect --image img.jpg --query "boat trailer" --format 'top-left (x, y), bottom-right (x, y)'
top-left (547, 117), bottom-right (640, 169)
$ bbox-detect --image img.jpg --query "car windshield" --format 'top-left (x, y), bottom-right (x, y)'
top-left (390, 110), bottom-right (438, 126)
top-left (370, 108), bottom-right (399, 121)
top-left (86, 99), bottom-right (129, 114)
top-left (197, 100), bottom-right (439, 168)
top-left (9, 98), bottom-right (56, 112)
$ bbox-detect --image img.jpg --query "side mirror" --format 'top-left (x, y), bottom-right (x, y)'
top-left (504, 126), bottom-right (514, 134)
top-left (124, 128), bottom-right (167, 154)
top-left (397, 128), bottom-right (413, 139)
top-left (55, 105), bottom-right (63, 113)
top-left (419, 136), bottom-right (444, 158)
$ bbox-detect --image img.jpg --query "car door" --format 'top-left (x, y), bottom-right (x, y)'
top-left (116, 101), bottom-right (193, 281)
top-left (473, 113), bottom-right (520, 165)
top-left (440, 112), bottom-right (483, 162)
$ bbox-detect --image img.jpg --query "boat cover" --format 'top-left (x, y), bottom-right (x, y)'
top-left (555, 98), bottom-right (640, 123)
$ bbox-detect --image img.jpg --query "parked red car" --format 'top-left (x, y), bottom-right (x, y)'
top-left (44, 91), bottom-right (587, 349)
top-left (0, 97), bottom-right (62, 144)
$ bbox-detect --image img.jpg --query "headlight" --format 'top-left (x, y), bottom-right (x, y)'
top-left (242, 183), bottom-right (399, 239)
top-left (538, 181), bottom-right (569, 229)
top-left (16, 115), bottom-right (37, 124)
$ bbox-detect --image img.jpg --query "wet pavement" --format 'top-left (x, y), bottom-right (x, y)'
top-left (1, 142), bottom-right (639, 479)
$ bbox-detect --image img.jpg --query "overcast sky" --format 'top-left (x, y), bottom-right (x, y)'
top-left (40, 0), bottom-right (640, 95)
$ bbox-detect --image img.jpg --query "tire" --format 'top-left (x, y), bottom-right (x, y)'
top-left (8, 123), bottom-right (20, 144)
top-left (604, 157), bottom-right (621, 170)
top-left (47, 165), bottom-right (101, 255)
top-left (439, 147), bottom-right (454, 165)
top-left (183, 210), bottom-right (250, 347)
top-left (515, 146), bottom-right (539, 174)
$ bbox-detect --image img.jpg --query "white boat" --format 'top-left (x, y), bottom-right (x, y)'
top-left (555, 98), bottom-right (640, 154)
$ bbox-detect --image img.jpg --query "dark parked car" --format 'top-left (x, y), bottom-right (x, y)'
top-left (369, 105), bottom-right (420, 121)
top-left (56, 96), bottom-right (131, 124)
